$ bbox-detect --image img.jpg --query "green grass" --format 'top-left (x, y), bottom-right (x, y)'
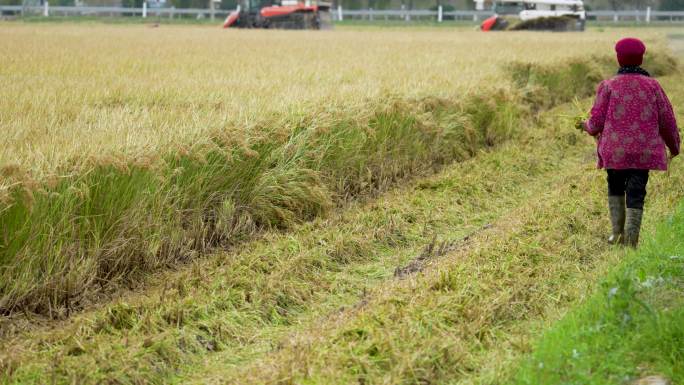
top-left (512, 201), bottom-right (684, 385)
top-left (176, 71), bottom-right (684, 385)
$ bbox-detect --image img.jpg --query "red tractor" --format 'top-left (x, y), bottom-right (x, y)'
top-left (223, 0), bottom-right (333, 29)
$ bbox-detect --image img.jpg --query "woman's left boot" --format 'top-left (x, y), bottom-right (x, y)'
top-left (624, 208), bottom-right (644, 248)
top-left (608, 195), bottom-right (626, 245)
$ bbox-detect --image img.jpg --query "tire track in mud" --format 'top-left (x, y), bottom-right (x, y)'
top-left (393, 224), bottom-right (493, 279)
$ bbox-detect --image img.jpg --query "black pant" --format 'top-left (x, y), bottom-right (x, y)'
top-left (607, 169), bottom-right (650, 210)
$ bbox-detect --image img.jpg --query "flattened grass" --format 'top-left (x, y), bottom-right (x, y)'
top-left (212, 77), bottom-right (684, 385)
top-left (2, 69), bottom-right (681, 385)
top-left (0, 93), bottom-right (580, 384)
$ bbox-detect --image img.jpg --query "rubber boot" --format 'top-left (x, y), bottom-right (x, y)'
top-left (624, 208), bottom-right (643, 248)
top-left (608, 195), bottom-right (626, 245)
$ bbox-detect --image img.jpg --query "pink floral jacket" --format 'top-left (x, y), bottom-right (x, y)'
top-left (584, 74), bottom-right (680, 170)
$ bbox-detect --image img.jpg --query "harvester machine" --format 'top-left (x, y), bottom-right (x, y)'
top-left (223, 0), bottom-right (333, 29)
top-left (476, 0), bottom-right (586, 32)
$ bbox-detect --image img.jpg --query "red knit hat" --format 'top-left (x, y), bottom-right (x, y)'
top-left (615, 38), bottom-right (646, 67)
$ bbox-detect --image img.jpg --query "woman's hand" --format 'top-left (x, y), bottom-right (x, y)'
top-left (667, 153), bottom-right (675, 177)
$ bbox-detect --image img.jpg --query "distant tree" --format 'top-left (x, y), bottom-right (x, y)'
top-left (219, 0), bottom-right (237, 9)
top-left (660, 0), bottom-right (684, 10)
top-left (429, 3), bottom-right (453, 17)
top-left (342, 0), bottom-right (361, 9)
top-left (169, 0), bottom-right (206, 7)
top-left (632, 0), bottom-right (647, 9)
top-left (373, 0), bottom-right (390, 9)
top-left (461, 0), bottom-right (474, 9)
top-left (121, 0), bottom-right (143, 7)
top-left (624, 0), bottom-right (657, 9)
top-left (584, 0), bottom-right (656, 10)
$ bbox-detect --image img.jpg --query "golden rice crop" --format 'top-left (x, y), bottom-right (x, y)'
top-left (0, 24), bottom-right (677, 316)
top-left (0, 24), bottom-right (665, 182)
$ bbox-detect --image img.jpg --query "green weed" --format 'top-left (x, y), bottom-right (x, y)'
top-left (513, 202), bottom-right (684, 385)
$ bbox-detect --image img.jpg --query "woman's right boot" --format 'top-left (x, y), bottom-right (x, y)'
top-left (608, 195), bottom-right (626, 245)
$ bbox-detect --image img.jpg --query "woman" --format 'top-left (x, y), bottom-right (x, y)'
top-left (583, 37), bottom-right (680, 247)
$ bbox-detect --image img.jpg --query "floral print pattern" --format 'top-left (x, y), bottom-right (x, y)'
top-left (585, 74), bottom-right (680, 170)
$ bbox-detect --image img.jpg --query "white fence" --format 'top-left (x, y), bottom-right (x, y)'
top-left (589, 9), bottom-right (684, 22)
top-left (0, 4), bottom-right (233, 19)
top-left (2, 4), bottom-right (684, 23)
top-left (337, 8), bottom-right (494, 22)
top-left (336, 7), bottom-right (684, 22)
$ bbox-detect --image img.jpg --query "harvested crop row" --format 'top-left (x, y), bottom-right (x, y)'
top-left (2, 69), bottom-right (681, 384)
top-left (1, 84), bottom-right (522, 315)
top-left (0, 84), bottom-right (607, 384)
top-left (212, 77), bottom-right (684, 385)
top-left (5, 30), bottom-right (676, 316)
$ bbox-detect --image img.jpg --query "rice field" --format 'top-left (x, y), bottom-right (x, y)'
top-left (0, 24), bottom-right (678, 310)
top-left (0, 23), bottom-right (683, 384)
top-left (0, 25), bottom-right (669, 181)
